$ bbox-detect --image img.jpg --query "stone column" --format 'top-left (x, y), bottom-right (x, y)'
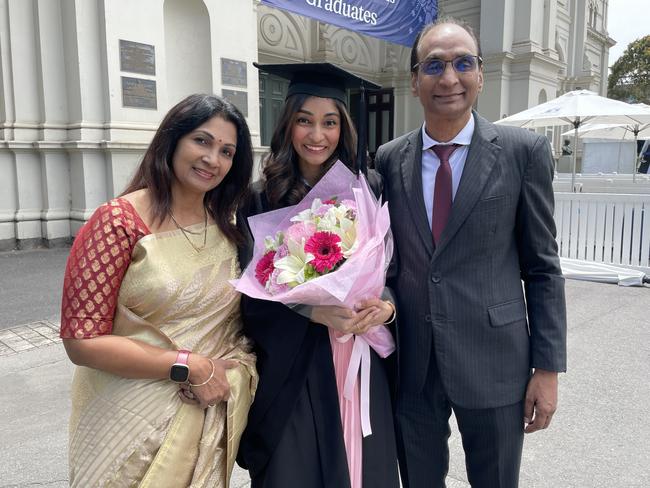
top-left (13, 146), bottom-right (44, 247)
top-left (36, 0), bottom-right (71, 245)
top-left (479, 52), bottom-right (514, 121)
top-left (104, 143), bottom-right (145, 198)
top-left (65, 144), bottom-right (107, 235)
top-left (36, 144), bottom-right (71, 244)
top-left (390, 73), bottom-right (421, 135)
top-left (0, 0), bottom-right (18, 248)
top-left (0, 147), bottom-right (17, 249)
top-left (8, 0), bottom-right (45, 247)
top-left (479, 0), bottom-right (515, 120)
top-left (61, 0), bottom-right (109, 234)
top-left (542, 0), bottom-right (558, 58)
top-left (512, 0), bottom-right (544, 54)
top-left (480, 0), bottom-right (514, 54)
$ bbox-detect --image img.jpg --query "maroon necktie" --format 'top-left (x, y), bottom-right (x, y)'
top-left (431, 144), bottom-right (460, 244)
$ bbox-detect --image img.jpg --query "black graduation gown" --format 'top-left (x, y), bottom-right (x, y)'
top-left (236, 171), bottom-right (399, 488)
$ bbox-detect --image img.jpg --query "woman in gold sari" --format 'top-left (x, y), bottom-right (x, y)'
top-left (60, 94), bottom-right (257, 487)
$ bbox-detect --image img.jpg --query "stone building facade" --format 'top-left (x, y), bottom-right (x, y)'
top-left (0, 0), bottom-right (614, 249)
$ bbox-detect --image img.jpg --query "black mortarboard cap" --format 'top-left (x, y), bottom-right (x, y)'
top-left (253, 62), bottom-right (380, 104)
top-left (254, 62), bottom-right (381, 175)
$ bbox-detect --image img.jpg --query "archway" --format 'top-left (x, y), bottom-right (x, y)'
top-left (164, 0), bottom-right (212, 105)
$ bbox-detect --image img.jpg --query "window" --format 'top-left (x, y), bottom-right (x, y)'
top-left (258, 72), bottom-right (289, 146)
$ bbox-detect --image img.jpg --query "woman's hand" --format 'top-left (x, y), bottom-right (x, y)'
top-left (178, 354), bottom-right (238, 409)
top-left (310, 300), bottom-right (393, 335)
top-left (310, 305), bottom-right (373, 334)
top-left (353, 298), bottom-right (395, 334)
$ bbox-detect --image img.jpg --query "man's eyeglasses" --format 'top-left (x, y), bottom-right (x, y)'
top-left (413, 55), bottom-right (482, 76)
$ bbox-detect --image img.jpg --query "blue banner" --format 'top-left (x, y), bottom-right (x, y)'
top-left (261, 0), bottom-right (437, 47)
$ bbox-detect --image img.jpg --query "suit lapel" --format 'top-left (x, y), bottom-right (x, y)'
top-left (433, 113), bottom-right (501, 258)
top-left (399, 130), bottom-right (434, 257)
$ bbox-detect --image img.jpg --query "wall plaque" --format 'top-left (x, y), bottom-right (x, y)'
top-left (122, 77), bottom-right (157, 109)
top-left (221, 58), bottom-right (247, 87)
top-left (222, 89), bottom-right (248, 117)
top-left (120, 40), bottom-right (156, 76)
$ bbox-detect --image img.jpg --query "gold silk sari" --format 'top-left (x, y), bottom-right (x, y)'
top-left (68, 225), bottom-right (257, 487)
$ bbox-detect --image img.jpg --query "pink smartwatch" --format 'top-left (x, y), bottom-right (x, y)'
top-left (169, 349), bottom-right (191, 383)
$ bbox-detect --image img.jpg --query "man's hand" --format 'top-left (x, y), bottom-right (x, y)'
top-left (524, 369), bottom-right (558, 434)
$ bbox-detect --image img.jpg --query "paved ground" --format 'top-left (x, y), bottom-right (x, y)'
top-left (0, 248), bottom-right (648, 487)
top-left (0, 248), bottom-right (68, 330)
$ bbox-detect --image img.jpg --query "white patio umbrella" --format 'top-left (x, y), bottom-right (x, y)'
top-left (496, 90), bottom-right (650, 190)
top-left (563, 122), bottom-right (650, 141)
top-left (561, 113), bottom-right (650, 179)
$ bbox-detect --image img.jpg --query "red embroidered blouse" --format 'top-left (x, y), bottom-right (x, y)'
top-left (60, 198), bottom-right (150, 339)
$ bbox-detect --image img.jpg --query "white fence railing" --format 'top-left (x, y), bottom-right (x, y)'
top-left (554, 193), bottom-right (650, 270)
top-left (553, 173), bottom-right (650, 194)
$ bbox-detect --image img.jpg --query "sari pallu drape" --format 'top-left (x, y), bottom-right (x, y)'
top-left (68, 225), bottom-right (257, 488)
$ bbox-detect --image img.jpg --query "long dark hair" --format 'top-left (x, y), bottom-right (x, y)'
top-left (262, 93), bottom-right (357, 209)
top-left (122, 94), bottom-right (253, 244)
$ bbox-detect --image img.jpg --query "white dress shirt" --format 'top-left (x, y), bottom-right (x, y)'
top-left (421, 116), bottom-right (475, 230)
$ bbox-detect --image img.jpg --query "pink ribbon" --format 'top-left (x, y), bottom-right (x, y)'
top-left (342, 334), bottom-right (372, 436)
top-left (329, 325), bottom-right (394, 488)
top-left (332, 325), bottom-right (395, 437)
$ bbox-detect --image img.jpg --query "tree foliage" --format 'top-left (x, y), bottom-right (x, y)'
top-left (608, 36), bottom-right (650, 104)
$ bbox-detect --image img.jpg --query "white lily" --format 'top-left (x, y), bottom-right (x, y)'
top-left (290, 198), bottom-right (323, 223)
top-left (264, 231), bottom-right (284, 251)
top-left (274, 237), bottom-right (315, 287)
top-left (316, 209), bottom-right (338, 232)
top-left (315, 204), bottom-right (358, 257)
top-left (339, 219), bottom-right (358, 257)
top-left (330, 204), bottom-right (350, 224)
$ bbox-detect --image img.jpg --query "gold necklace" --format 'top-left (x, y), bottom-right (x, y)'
top-left (169, 207), bottom-right (208, 253)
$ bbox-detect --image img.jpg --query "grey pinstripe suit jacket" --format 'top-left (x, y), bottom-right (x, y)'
top-left (375, 112), bottom-right (567, 409)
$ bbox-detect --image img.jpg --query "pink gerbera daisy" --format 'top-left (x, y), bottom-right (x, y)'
top-left (304, 231), bottom-right (344, 273)
top-left (255, 250), bottom-right (276, 285)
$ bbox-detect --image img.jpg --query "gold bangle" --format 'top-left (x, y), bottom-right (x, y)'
top-left (383, 301), bottom-right (397, 325)
top-left (189, 358), bottom-right (215, 387)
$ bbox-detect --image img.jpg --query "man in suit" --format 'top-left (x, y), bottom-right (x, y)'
top-left (374, 18), bottom-right (567, 488)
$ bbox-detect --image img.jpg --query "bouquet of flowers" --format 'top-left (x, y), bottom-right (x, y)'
top-left (234, 160), bottom-right (393, 309)
top-left (254, 196), bottom-right (359, 294)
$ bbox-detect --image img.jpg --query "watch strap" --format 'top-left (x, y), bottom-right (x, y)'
top-left (176, 349), bottom-right (191, 366)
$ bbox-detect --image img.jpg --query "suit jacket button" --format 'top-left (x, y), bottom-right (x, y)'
top-left (431, 274), bottom-right (441, 283)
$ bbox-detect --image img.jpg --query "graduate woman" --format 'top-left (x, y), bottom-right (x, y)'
top-left (236, 63), bottom-right (400, 488)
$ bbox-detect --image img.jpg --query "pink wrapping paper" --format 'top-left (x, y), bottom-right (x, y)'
top-left (233, 161), bottom-right (393, 308)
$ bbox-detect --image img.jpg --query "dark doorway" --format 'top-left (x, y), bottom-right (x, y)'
top-left (350, 88), bottom-right (394, 162)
